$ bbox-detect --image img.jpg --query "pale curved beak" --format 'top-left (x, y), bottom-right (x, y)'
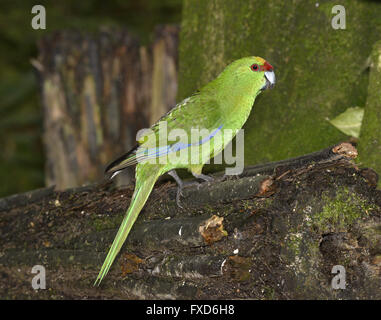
top-left (263, 70), bottom-right (276, 90)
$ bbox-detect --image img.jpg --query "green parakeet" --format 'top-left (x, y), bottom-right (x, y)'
top-left (94, 56), bottom-right (276, 285)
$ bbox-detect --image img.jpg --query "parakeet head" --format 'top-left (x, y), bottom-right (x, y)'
top-left (231, 56), bottom-right (275, 89)
top-left (210, 56), bottom-right (276, 97)
top-left (250, 56), bottom-right (276, 90)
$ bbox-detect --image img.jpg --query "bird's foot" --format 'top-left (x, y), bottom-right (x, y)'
top-left (168, 170), bottom-right (200, 208)
top-left (176, 180), bottom-right (200, 208)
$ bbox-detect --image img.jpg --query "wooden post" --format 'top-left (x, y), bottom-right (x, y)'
top-left (36, 27), bottom-right (179, 190)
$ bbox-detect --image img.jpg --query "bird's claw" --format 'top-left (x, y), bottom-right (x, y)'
top-left (217, 174), bottom-right (232, 182)
top-left (169, 170), bottom-right (214, 208)
top-left (175, 181), bottom-right (200, 208)
top-left (194, 174), bottom-right (214, 183)
top-left (176, 187), bottom-right (184, 209)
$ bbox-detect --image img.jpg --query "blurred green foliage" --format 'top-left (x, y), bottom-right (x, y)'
top-left (0, 0), bottom-right (181, 197)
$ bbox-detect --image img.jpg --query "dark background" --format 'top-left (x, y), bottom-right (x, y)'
top-left (2, 0), bottom-right (381, 197)
top-left (0, 0), bottom-right (182, 197)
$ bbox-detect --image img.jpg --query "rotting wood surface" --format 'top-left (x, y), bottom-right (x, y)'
top-left (0, 143), bottom-right (380, 299)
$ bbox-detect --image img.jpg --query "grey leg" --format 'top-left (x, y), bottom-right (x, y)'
top-left (168, 170), bottom-right (199, 208)
top-left (168, 170), bottom-right (183, 188)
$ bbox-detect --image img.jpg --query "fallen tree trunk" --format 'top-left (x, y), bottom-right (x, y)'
top-left (0, 143), bottom-right (380, 299)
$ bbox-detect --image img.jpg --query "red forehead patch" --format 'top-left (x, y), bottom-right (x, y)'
top-left (260, 61), bottom-right (273, 72)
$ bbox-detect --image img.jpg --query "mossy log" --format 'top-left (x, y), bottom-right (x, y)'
top-left (0, 143), bottom-right (380, 299)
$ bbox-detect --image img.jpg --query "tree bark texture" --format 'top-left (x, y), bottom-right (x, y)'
top-left (178, 0), bottom-right (381, 172)
top-left (358, 40), bottom-right (381, 187)
top-left (36, 25), bottom-right (179, 190)
top-left (1, 143), bottom-right (380, 299)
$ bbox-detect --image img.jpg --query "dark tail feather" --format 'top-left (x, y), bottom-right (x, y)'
top-left (105, 144), bottom-right (139, 175)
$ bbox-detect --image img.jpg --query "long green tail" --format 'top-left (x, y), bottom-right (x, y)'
top-left (94, 167), bottom-right (161, 286)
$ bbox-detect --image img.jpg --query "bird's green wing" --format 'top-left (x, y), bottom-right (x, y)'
top-left (105, 95), bottom-right (222, 174)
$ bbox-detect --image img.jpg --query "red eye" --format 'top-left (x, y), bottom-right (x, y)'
top-left (251, 64), bottom-right (259, 71)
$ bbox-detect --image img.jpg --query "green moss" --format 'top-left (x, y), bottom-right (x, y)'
top-left (179, 0), bottom-right (381, 169)
top-left (260, 197), bottom-right (274, 209)
top-left (263, 286), bottom-right (276, 299)
top-left (313, 188), bottom-right (376, 233)
top-left (287, 233), bottom-right (303, 257)
top-left (280, 186), bottom-right (378, 294)
top-left (92, 214), bottom-right (123, 232)
top-left (283, 228), bottom-right (322, 297)
top-left (358, 40), bottom-right (381, 184)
